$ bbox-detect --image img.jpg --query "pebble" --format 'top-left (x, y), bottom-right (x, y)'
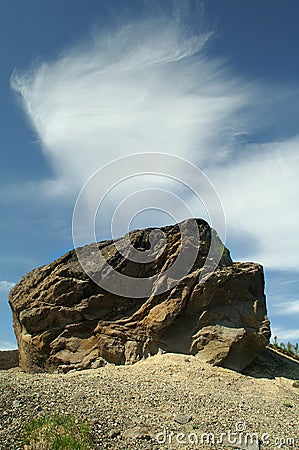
top-left (0, 352), bottom-right (297, 450)
top-left (12, 400), bottom-right (21, 408)
top-left (122, 426), bottom-right (153, 440)
top-left (174, 413), bottom-right (192, 424)
top-left (108, 429), bottom-right (121, 438)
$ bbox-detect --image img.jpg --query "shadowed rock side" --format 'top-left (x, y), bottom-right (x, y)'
top-left (9, 219), bottom-right (270, 373)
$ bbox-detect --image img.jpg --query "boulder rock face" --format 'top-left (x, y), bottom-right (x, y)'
top-left (9, 219), bottom-right (270, 373)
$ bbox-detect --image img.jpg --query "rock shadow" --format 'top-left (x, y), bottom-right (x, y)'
top-left (242, 347), bottom-right (299, 380)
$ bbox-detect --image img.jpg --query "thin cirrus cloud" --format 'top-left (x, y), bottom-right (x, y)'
top-left (10, 19), bottom-right (249, 186)
top-left (272, 300), bottom-right (299, 316)
top-left (206, 136), bottom-right (299, 270)
top-left (0, 281), bottom-right (15, 299)
top-left (271, 327), bottom-right (299, 342)
top-left (10, 16), bottom-right (299, 271)
top-left (0, 340), bottom-right (17, 351)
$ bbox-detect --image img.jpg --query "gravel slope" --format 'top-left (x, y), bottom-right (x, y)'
top-left (0, 348), bottom-right (298, 450)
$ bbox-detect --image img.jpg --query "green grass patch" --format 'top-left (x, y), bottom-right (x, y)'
top-left (0, 381), bottom-right (12, 389)
top-left (22, 414), bottom-right (93, 450)
top-left (271, 337), bottom-right (299, 360)
top-left (282, 400), bottom-right (293, 408)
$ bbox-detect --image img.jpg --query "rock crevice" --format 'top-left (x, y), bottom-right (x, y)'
top-left (9, 219), bottom-right (270, 373)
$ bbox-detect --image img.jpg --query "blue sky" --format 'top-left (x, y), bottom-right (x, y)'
top-left (1, 0), bottom-right (299, 349)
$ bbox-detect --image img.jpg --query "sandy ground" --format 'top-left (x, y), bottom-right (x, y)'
top-left (0, 347), bottom-right (298, 450)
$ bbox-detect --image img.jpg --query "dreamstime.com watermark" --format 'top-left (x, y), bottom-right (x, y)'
top-left (72, 153), bottom-right (227, 298)
top-left (155, 421), bottom-right (296, 448)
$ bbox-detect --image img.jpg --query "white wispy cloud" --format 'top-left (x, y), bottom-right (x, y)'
top-left (9, 11), bottom-right (299, 272)
top-left (10, 17), bottom-right (249, 186)
top-left (272, 300), bottom-right (299, 316)
top-left (207, 136), bottom-right (299, 270)
top-left (271, 327), bottom-right (299, 343)
top-left (280, 279), bottom-right (299, 285)
top-left (0, 179), bottom-right (73, 204)
top-left (0, 281), bottom-right (15, 298)
top-left (0, 340), bottom-right (17, 351)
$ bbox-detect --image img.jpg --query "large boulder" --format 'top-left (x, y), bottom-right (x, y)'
top-left (9, 219), bottom-right (270, 373)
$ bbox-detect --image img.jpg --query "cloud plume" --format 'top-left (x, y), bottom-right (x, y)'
top-left (11, 17), bottom-right (248, 185)
top-left (0, 281), bottom-right (15, 300)
top-left (10, 11), bottom-right (299, 272)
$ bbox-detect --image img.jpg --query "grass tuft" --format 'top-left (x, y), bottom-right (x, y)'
top-left (271, 337), bottom-right (299, 361)
top-left (22, 414), bottom-right (93, 450)
top-left (282, 400), bottom-right (293, 408)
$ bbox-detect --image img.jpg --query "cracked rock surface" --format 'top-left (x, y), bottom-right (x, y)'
top-left (9, 219), bottom-right (270, 373)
